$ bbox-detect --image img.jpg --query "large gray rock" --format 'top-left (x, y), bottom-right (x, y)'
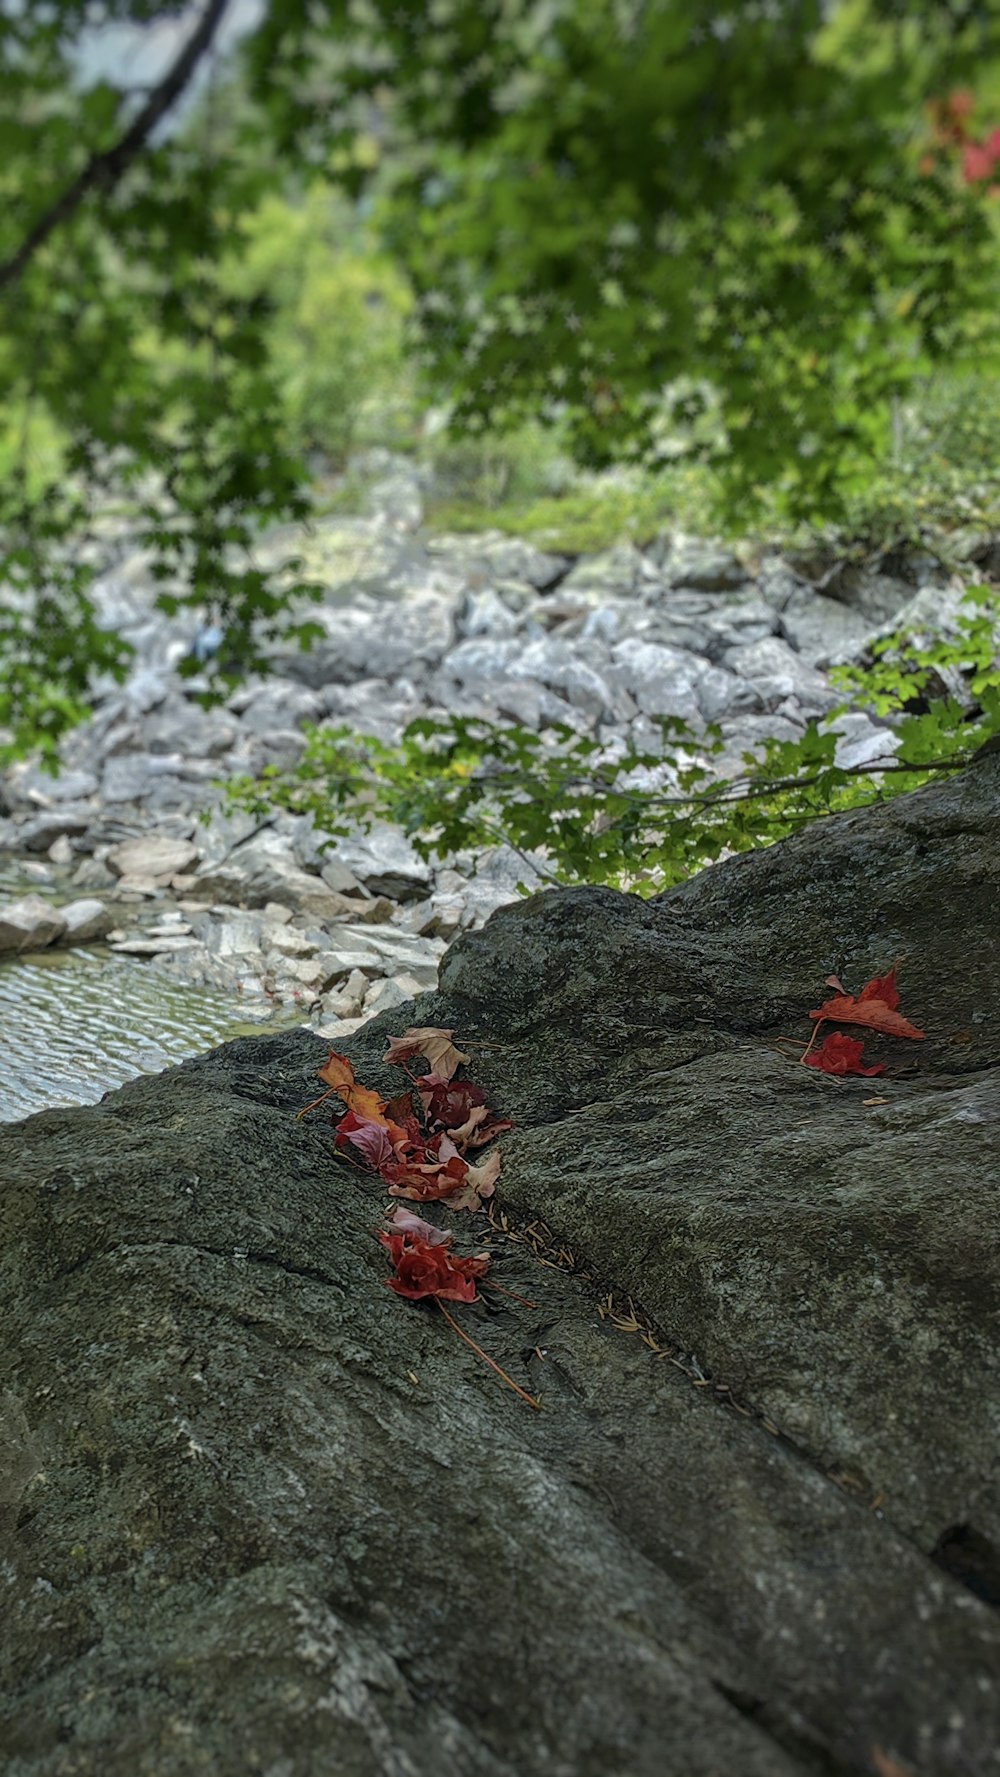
top-left (3, 758), bottom-right (1000, 1775)
top-left (0, 894), bottom-right (66, 952)
top-left (193, 834), bottom-right (359, 921)
top-left (59, 899), bottom-right (114, 944)
top-left (278, 593), bottom-right (456, 689)
top-left (107, 835), bottom-right (200, 881)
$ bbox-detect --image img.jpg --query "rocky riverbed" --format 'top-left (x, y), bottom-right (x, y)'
top-left (2, 452), bottom-right (997, 1109)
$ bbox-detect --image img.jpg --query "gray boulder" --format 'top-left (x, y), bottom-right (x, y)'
top-left (0, 894), bottom-right (66, 952)
top-left (3, 758), bottom-right (1000, 1776)
top-left (59, 899), bottom-right (114, 944)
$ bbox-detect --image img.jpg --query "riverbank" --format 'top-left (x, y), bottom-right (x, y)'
top-left (2, 451), bottom-right (997, 1115)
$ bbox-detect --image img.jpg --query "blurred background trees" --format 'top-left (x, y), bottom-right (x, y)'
top-left (2, 0), bottom-right (1000, 755)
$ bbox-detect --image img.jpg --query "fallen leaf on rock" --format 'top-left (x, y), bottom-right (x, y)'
top-left (417, 1073), bottom-right (486, 1124)
top-left (439, 1152), bottom-right (500, 1213)
top-left (385, 1206), bottom-right (454, 1245)
top-left (378, 1227), bottom-right (491, 1302)
top-left (383, 1152), bottom-right (470, 1203)
top-left (384, 1027), bottom-right (471, 1081)
top-left (862, 1097), bottom-right (889, 1107)
top-left (446, 1104), bottom-right (490, 1145)
top-left (803, 1033), bottom-right (886, 1077)
top-left (417, 1073), bottom-right (515, 1149)
top-left (810, 967), bottom-right (925, 1040)
top-left (872, 1748), bottom-right (913, 1777)
top-left (316, 1050), bottom-right (402, 1127)
top-left (336, 1110), bottom-right (396, 1168)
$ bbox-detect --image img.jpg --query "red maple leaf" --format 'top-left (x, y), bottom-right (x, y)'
top-left (810, 967), bottom-right (925, 1040)
top-left (378, 1227), bottom-right (491, 1302)
top-left (803, 1034), bottom-right (886, 1077)
top-left (335, 1110), bottom-right (396, 1168)
top-left (382, 1150), bottom-right (470, 1201)
top-left (418, 1073), bottom-right (486, 1125)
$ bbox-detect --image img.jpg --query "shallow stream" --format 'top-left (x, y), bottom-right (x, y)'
top-left (0, 946), bottom-right (285, 1125)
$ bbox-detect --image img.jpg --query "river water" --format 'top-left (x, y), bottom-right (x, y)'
top-left (0, 945), bottom-right (288, 1125)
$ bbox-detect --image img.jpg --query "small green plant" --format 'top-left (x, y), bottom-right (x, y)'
top-left (229, 584), bottom-right (1000, 895)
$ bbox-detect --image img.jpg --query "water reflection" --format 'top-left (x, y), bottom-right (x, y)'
top-left (0, 946), bottom-right (289, 1123)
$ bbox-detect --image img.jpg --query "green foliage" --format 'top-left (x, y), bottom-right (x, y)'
top-left (233, 184), bottom-right (417, 464)
top-left (4, 0), bottom-right (1000, 759)
top-left (230, 583), bottom-right (1000, 894)
top-left (300, 0), bottom-right (1000, 525)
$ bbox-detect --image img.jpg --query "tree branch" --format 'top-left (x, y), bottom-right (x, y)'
top-left (0, 0), bottom-right (232, 294)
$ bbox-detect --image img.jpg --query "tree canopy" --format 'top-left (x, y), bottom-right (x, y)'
top-left (2, 0), bottom-right (999, 756)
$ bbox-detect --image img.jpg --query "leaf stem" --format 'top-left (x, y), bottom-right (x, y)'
top-left (436, 1300), bottom-right (541, 1409)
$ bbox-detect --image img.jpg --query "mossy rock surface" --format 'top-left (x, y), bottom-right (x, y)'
top-left (3, 758), bottom-right (1000, 1775)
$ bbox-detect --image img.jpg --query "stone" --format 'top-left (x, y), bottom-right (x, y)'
top-left (100, 754), bottom-right (159, 804)
top-left (695, 665), bottom-right (762, 723)
top-left (265, 925), bottom-right (318, 958)
top-left (237, 730), bottom-right (308, 774)
top-left (361, 975), bottom-right (416, 1014)
top-left (319, 967), bottom-right (370, 1019)
top-left (58, 899), bottom-right (114, 944)
top-left (201, 913), bottom-right (270, 960)
top-left (559, 543), bottom-right (649, 597)
top-left (46, 835), bottom-right (74, 867)
top-left (70, 856), bottom-right (117, 891)
top-left (824, 711), bottom-right (902, 773)
top-left (658, 535), bottom-right (748, 590)
top-left (722, 637), bottom-right (841, 714)
top-left (313, 1011), bottom-right (367, 1040)
top-left (0, 894), bottom-right (66, 952)
top-left (11, 807), bottom-right (94, 853)
top-left (279, 593), bottom-right (456, 690)
top-left (778, 586), bottom-right (873, 666)
top-left (610, 638), bottom-right (705, 722)
top-left (4, 765), bottom-right (99, 810)
top-left (328, 824), bottom-right (432, 902)
top-left (426, 529), bottom-right (569, 590)
top-left (458, 588), bottom-right (520, 639)
top-left (278, 957), bottom-right (329, 990)
top-left (140, 694), bottom-right (237, 759)
top-left (108, 935), bottom-right (202, 956)
top-left (193, 834), bottom-right (361, 921)
top-left (6, 760), bottom-right (1000, 1774)
top-left (515, 638), bottom-right (626, 722)
top-left (229, 679), bottom-right (326, 736)
top-left (107, 835), bottom-right (199, 880)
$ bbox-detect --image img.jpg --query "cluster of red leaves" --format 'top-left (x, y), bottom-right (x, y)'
top-left (923, 89), bottom-right (1000, 189)
top-left (304, 1030), bottom-right (538, 1406)
top-left (378, 1207), bottom-right (491, 1302)
top-left (313, 1028), bottom-right (507, 1213)
top-left (801, 966), bottom-right (924, 1076)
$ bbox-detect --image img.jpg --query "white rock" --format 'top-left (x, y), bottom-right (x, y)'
top-left (610, 639), bottom-right (704, 723)
top-left (778, 588), bottom-right (872, 666)
top-left (47, 835), bottom-right (75, 867)
top-left (363, 976), bottom-right (417, 1014)
top-left (722, 638), bottom-right (841, 714)
top-left (314, 1014), bottom-right (367, 1040)
top-left (266, 925), bottom-right (317, 958)
top-left (329, 825), bottom-right (432, 901)
top-left (0, 895), bottom-right (66, 953)
top-left (107, 835), bottom-right (199, 879)
top-left (109, 935), bottom-right (202, 955)
top-left (60, 899), bottom-right (114, 944)
top-left (321, 967), bottom-right (371, 1019)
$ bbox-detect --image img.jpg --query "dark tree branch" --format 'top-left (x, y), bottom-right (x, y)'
top-left (0, 0), bottom-right (232, 294)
